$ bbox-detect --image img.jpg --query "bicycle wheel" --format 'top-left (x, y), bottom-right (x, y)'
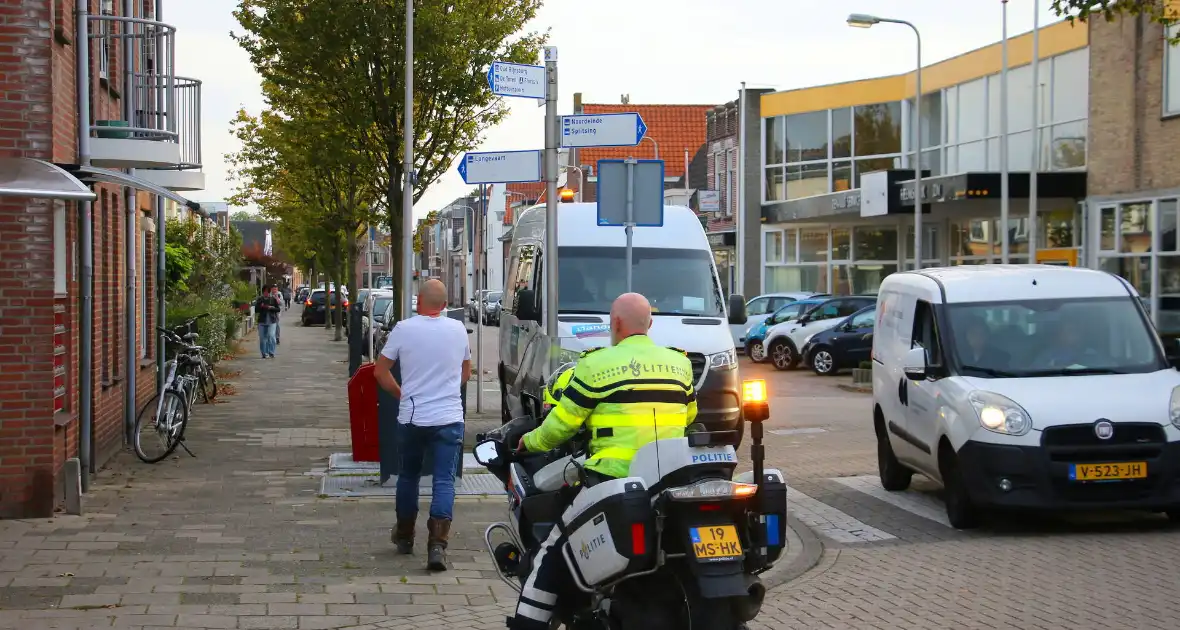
top-left (199, 362), bottom-right (218, 403)
top-left (133, 390), bottom-right (189, 463)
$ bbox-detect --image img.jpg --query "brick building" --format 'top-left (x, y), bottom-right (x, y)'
top-left (1085, 16), bottom-right (1180, 333)
top-left (0, 0), bottom-right (205, 518)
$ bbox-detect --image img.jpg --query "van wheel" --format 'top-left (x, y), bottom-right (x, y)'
top-left (747, 341), bottom-right (766, 363)
top-left (769, 340), bottom-right (796, 371)
top-left (810, 348), bottom-right (836, 375)
top-left (939, 444), bottom-right (981, 529)
top-left (877, 428), bottom-right (912, 491)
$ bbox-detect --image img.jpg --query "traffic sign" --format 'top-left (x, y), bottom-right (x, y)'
top-left (560, 113), bottom-right (647, 148)
top-left (456, 150), bottom-right (542, 185)
top-left (486, 61), bottom-right (546, 99)
top-left (595, 159), bottom-right (665, 227)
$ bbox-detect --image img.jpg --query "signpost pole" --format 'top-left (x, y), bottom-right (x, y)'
top-left (367, 224), bottom-right (374, 360)
top-left (544, 47), bottom-right (559, 339)
top-left (476, 184), bottom-right (484, 413)
top-left (625, 159), bottom-right (635, 294)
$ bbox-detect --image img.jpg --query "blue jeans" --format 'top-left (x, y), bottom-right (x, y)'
top-left (257, 323), bottom-right (276, 356)
top-left (396, 421), bottom-right (464, 521)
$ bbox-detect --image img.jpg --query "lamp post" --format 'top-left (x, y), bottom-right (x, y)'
top-left (642, 135), bottom-right (660, 160)
top-left (848, 13), bottom-right (924, 267)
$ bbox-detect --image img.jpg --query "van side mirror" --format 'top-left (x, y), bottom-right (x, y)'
top-left (516, 289), bottom-right (540, 323)
top-left (903, 347), bottom-right (928, 380)
top-left (728, 294), bottom-right (747, 325)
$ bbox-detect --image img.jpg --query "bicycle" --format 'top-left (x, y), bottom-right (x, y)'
top-left (131, 325), bottom-right (209, 463)
top-left (170, 313), bottom-right (219, 403)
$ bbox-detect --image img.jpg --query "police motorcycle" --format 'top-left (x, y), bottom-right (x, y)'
top-left (472, 365), bottom-right (788, 630)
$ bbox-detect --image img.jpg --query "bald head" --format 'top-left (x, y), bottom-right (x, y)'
top-left (419, 279), bottom-right (447, 312)
top-left (610, 293), bottom-right (652, 345)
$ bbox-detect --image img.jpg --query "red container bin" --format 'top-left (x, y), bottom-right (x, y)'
top-left (347, 363), bottom-right (380, 462)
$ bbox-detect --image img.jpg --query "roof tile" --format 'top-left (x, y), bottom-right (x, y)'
top-left (579, 103), bottom-right (714, 178)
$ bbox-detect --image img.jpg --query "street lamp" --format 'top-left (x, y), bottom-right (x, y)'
top-left (848, 12), bottom-right (924, 267)
top-left (642, 135), bottom-right (660, 160)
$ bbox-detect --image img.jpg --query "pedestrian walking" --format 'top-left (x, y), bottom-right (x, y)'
top-left (254, 285), bottom-right (280, 359)
top-left (271, 285), bottom-right (283, 346)
top-left (373, 278), bottom-right (470, 571)
top-left (282, 285), bottom-right (292, 311)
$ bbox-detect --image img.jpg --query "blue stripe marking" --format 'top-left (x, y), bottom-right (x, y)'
top-left (765, 515), bottom-right (781, 546)
top-left (689, 528), bottom-right (702, 544)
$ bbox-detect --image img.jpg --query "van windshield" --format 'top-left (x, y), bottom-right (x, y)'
top-left (946, 297), bottom-right (1167, 377)
top-left (558, 246), bottom-right (725, 317)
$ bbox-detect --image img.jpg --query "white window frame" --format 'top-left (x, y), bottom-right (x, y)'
top-left (1164, 24), bottom-right (1180, 117)
top-left (53, 202), bottom-right (66, 295)
top-left (726, 147), bottom-right (737, 215)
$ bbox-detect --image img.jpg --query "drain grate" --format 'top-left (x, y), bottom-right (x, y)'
top-left (319, 472), bottom-right (505, 497)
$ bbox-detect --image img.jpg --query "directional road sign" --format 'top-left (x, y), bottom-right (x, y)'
top-left (486, 61), bottom-right (546, 99)
top-left (457, 150), bottom-right (542, 185)
top-left (560, 113), bottom-right (647, 148)
top-left (595, 159), bottom-right (665, 227)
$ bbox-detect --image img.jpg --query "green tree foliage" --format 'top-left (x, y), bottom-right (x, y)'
top-left (231, 0), bottom-right (546, 319)
top-left (1050, 1), bottom-right (1180, 41)
top-left (162, 218), bottom-right (245, 363)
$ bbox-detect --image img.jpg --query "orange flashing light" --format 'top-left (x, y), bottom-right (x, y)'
top-left (742, 379), bottom-right (767, 404)
top-left (559, 188), bottom-right (575, 202)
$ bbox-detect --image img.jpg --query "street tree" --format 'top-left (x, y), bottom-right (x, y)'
top-left (232, 0), bottom-right (546, 319)
top-left (1050, 1), bottom-right (1180, 41)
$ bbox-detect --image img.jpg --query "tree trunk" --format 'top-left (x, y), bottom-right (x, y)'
top-left (386, 175), bottom-right (405, 321)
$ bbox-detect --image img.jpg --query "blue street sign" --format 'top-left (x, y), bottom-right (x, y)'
top-left (457, 150), bottom-right (543, 185)
top-left (486, 61), bottom-right (546, 99)
top-left (595, 159), bottom-right (665, 228)
top-left (560, 113), bottom-right (647, 149)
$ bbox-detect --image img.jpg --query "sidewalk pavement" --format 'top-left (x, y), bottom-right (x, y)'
top-left (0, 310), bottom-right (518, 629)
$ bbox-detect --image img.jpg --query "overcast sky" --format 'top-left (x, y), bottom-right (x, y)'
top-left (175, 0), bottom-right (1069, 220)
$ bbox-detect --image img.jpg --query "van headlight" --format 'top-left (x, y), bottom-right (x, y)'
top-left (967, 391), bottom-right (1032, 436)
top-left (708, 349), bottom-right (738, 371)
top-left (1169, 386), bottom-right (1180, 429)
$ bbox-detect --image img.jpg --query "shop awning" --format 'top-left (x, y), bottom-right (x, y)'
top-left (0, 157), bottom-right (96, 201)
top-left (72, 165), bottom-right (208, 219)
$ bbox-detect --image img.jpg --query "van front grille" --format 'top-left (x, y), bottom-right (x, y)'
top-left (687, 352), bottom-right (706, 385)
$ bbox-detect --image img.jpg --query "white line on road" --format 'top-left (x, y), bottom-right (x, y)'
top-left (787, 485), bottom-right (896, 544)
top-left (830, 475), bottom-right (952, 527)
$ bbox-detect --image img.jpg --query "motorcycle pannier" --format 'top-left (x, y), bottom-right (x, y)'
top-left (735, 468), bottom-right (788, 565)
top-left (560, 476), bottom-right (656, 587)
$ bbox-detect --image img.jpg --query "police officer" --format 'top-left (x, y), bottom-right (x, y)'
top-left (507, 292), bottom-right (697, 630)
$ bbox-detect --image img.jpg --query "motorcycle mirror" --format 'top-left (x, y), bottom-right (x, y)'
top-left (473, 440), bottom-right (500, 466)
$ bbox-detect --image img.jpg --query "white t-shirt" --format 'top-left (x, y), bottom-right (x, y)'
top-left (380, 315), bottom-right (470, 426)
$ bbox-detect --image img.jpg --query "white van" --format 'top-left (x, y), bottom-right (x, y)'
top-left (498, 203), bottom-right (749, 441)
top-left (872, 265), bottom-right (1180, 529)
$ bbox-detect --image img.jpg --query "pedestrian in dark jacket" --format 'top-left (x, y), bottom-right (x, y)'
top-left (254, 285), bottom-right (281, 359)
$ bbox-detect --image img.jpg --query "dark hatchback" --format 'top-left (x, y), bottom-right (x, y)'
top-left (799, 305), bottom-right (876, 375)
top-left (301, 289), bottom-right (350, 328)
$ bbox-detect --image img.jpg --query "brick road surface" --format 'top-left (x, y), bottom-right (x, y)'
top-left (8, 318), bottom-right (1180, 630)
top-left (742, 359), bottom-right (1180, 629)
top-left (0, 311), bottom-right (518, 629)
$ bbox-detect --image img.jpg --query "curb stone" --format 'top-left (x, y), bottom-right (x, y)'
top-left (760, 513), bottom-right (825, 591)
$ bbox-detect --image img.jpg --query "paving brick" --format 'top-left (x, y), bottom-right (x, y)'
top-left (269, 603), bottom-right (329, 616)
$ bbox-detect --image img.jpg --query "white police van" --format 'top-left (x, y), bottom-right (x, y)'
top-left (873, 265), bottom-right (1180, 528)
top-left (498, 202), bottom-right (749, 442)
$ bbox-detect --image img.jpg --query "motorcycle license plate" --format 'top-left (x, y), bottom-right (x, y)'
top-left (689, 525), bottom-right (742, 560)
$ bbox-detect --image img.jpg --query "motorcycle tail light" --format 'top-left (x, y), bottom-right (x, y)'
top-left (631, 522), bottom-right (646, 556)
top-left (698, 503), bottom-right (722, 512)
top-left (667, 480), bottom-right (758, 502)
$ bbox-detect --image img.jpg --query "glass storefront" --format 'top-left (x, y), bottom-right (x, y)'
top-left (1093, 198), bottom-right (1180, 334)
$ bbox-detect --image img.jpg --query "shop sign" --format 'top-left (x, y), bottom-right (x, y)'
top-left (699, 190), bottom-right (720, 214)
top-left (899, 183), bottom-right (944, 203)
top-left (708, 232), bottom-right (735, 248)
top-left (831, 192), bottom-right (860, 210)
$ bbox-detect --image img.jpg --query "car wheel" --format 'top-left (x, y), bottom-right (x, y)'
top-left (1165, 509), bottom-right (1180, 523)
top-left (876, 423), bottom-right (912, 491)
top-left (940, 444), bottom-right (981, 529)
top-left (747, 341), bottom-right (766, 363)
top-left (769, 339), bottom-right (796, 371)
top-left (810, 347), bottom-right (837, 375)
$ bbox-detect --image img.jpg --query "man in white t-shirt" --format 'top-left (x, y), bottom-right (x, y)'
top-left (374, 279), bottom-right (471, 571)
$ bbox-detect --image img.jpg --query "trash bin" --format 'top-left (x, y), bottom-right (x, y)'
top-left (346, 364), bottom-right (379, 462)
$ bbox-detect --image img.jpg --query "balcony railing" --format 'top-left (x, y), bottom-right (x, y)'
top-left (87, 14), bottom-right (201, 171)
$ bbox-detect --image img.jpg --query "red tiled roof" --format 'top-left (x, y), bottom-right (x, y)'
top-left (504, 181), bottom-right (546, 201)
top-left (579, 103), bottom-right (713, 179)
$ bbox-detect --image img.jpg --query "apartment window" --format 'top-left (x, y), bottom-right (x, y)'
top-left (1165, 25), bottom-right (1180, 116)
top-left (714, 150), bottom-right (727, 212)
top-left (54, 202), bottom-right (67, 295)
top-left (726, 148), bottom-right (737, 215)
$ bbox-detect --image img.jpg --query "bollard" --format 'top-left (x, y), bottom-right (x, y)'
top-left (347, 303), bottom-right (364, 377)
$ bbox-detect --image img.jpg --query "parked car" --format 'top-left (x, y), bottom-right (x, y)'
top-left (799, 304), bottom-right (876, 375)
top-left (301, 288), bottom-right (350, 328)
top-left (482, 291), bottom-right (503, 325)
top-left (730, 291), bottom-right (829, 347)
top-left (294, 285), bottom-right (311, 303)
top-left (745, 298), bottom-right (828, 362)
top-left (374, 300), bottom-right (396, 352)
top-left (763, 295), bottom-right (876, 370)
top-left (361, 291), bottom-right (394, 357)
top-left (467, 290), bottom-right (493, 321)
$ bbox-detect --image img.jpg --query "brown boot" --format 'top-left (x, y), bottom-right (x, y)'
top-left (426, 517), bottom-right (451, 571)
top-left (391, 515), bottom-right (416, 555)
